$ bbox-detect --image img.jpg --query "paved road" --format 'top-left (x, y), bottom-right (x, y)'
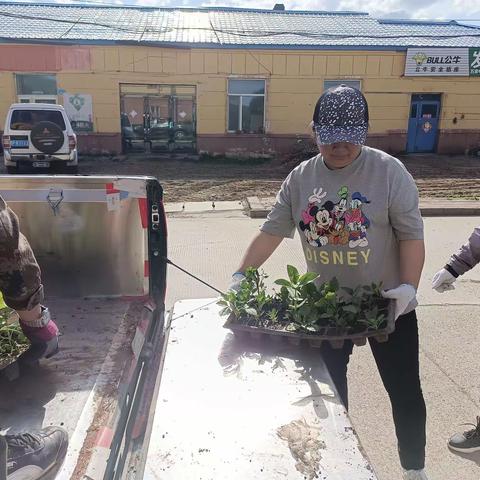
top-left (166, 209), bottom-right (480, 480)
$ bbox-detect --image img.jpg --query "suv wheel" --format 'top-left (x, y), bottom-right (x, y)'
top-left (31, 121), bottom-right (65, 154)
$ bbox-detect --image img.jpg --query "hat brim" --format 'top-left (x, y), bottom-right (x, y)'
top-left (314, 124), bottom-right (368, 145)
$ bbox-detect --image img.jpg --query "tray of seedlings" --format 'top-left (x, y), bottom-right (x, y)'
top-left (0, 308), bottom-right (29, 371)
top-left (219, 266), bottom-right (395, 349)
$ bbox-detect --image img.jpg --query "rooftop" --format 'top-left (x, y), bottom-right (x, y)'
top-left (0, 2), bottom-right (479, 49)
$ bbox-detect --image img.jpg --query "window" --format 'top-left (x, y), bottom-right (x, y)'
top-left (18, 96), bottom-right (57, 104)
top-left (228, 80), bottom-right (265, 133)
top-left (410, 104), bottom-right (418, 119)
top-left (10, 110), bottom-right (66, 131)
top-left (421, 104), bottom-right (438, 119)
top-left (16, 74), bottom-right (58, 104)
top-left (324, 80), bottom-right (361, 91)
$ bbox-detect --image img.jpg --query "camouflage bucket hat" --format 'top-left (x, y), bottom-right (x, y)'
top-left (312, 85), bottom-right (369, 145)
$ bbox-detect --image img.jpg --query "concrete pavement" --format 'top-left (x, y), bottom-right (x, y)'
top-left (165, 207), bottom-right (480, 480)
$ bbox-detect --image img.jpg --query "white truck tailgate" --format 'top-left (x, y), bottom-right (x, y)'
top-left (143, 299), bottom-right (378, 480)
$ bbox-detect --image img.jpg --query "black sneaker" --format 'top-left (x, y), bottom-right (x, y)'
top-left (6, 427), bottom-right (68, 480)
top-left (448, 416), bottom-right (480, 453)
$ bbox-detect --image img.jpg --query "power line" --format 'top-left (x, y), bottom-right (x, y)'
top-left (0, 10), bottom-right (139, 33)
top-left (0, 9), bottom-right (479, 42)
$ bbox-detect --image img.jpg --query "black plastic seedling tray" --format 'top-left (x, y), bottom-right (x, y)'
top-left (224, 300), bottom-right (396, 349)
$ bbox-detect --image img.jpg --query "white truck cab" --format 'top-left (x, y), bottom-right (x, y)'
top-left (2, 103), bottom-right (78, 173)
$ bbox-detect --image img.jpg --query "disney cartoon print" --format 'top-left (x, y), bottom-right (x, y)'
top-left (299, 186), bottom-right (370, 249)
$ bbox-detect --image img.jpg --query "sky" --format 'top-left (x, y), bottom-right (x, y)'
top-left (3, 0), bottom-right (480, 24)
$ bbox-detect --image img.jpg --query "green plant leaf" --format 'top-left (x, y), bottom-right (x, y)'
top-left (245, 307), bottom-right (257, 317)
top-left (343, 305), bottom-right (360, 314)
top-left (287, 265), bottom-right (299, 284)
top-left (298, 272), bottom-right (319, 285)
top-left (274, 279), bottom-right (291, 287)
top-left (219, 307), bottom-right (231, 317)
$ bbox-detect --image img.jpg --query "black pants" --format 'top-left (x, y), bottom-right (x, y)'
top-left (320, 310), bottom-right (426, 471)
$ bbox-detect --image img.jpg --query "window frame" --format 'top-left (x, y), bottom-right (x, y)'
top-left (16, 73), bottom-right (58, 96)
top-left (323, 79), bottom-right (362, 91)
top-left (18, 95), bottom-right (58, 104)
top-left (227, 79), bottom-right (266, 134)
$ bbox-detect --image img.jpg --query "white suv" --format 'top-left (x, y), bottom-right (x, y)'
top-left (2, 103), bottom-right (78, 174)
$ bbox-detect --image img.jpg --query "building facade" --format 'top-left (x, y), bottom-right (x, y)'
top-left (0, 4), bottom-right (479, 156)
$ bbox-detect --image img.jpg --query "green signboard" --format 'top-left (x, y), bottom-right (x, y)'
top-left (470, 48), bottom-right (480, 76)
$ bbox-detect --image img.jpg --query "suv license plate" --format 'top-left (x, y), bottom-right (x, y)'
top-left (11, 139), bottom-right (29, 148)
top-left (32, 162), bottom-right (50, 168)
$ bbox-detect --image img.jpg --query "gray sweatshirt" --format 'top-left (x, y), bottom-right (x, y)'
top-left (261, 147), bottom-right (424, 310)
top-left (447, 227), bottom-right (480, 276)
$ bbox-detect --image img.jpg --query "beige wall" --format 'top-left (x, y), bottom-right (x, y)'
top-left (0, 45), bottom-right (479, 137)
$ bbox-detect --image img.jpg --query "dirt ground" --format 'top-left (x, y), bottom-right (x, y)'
top-left (6, 153), bottom-right (480, 202)
top-left (85, 153), bottom-right (480, 202)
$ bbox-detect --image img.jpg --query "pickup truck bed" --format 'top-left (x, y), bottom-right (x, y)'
top-left (0, 175), bottom-right (167, 480)
top-left (0, 298), bottom-right (141, 478)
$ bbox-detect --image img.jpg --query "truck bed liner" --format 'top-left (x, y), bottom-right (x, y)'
top-left (0, 297), bottom-right (143, 479)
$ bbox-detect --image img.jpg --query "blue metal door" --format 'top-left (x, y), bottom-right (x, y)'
top-left (407, 95), bottom-right (441, 153)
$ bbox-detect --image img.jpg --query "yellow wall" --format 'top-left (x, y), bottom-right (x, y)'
top-left (0, 72), bottom-right (16, 129)
top-left (1, 45), bottom-right (480, 135)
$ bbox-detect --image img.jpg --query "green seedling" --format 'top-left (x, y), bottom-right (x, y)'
top-left (360, 306), bottom-right (388, 330)
top-left (220, 266), bottom-right (390, 336)
top-left (274, 265), bottom-right (319, 328)
top-left (0, 309), bottom-right (29, 363)
top-left (218, 268), bottom-right (275, 327)
top-left (266, 308), bottom-right (279, 326)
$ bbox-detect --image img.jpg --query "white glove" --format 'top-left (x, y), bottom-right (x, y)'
top-left (382, 284), bottom-right (417, 320)
top-left (228, 272), bottom-right (246, 292)
top-left (432, 268), bottom-right (456, 293)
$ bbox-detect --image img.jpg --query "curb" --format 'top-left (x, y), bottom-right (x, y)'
top-left (419, 205), bottom-right (480, 216)
top-left (246, 196), bottom-right (270, 218)
top-left (245, 197), bottom-right (480, 218)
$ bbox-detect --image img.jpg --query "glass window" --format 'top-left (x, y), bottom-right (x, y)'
top-left (242, 96), bottom-right (264, 133)
top-left (18, 95), bottom-right (57, 104)
top-left (324, 80), bottom-right (361, 91)
top-left (421, 104), bottom-right (438, 119)
top-left (410, 104), bottom-right (418, 119)
top-left (228, 96), bottom-right (240, 131)
top-left (35, 99), bottom-right (56, 104)
top-left (228, 80), bottom-right (265, 95)
top-left (10, 110), bottom-right (66, 131)
top-left (16, 74), bottom-right (57, 95)
top-left (227, 80), bottom-right (265, 133)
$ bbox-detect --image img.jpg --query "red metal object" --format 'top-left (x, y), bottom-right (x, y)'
top-left (144, 260), bottom-right (150, 278)
top-left (105, 183), bottom-right (120, 194)
top-left (68, 135), bottom-right (76, 151)
top-left (2, 135), bottom-right (10, 149)
top-left (94, 427), bottom-right (114, 449)
top-left (138, 198), bottom-right (148, 229)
